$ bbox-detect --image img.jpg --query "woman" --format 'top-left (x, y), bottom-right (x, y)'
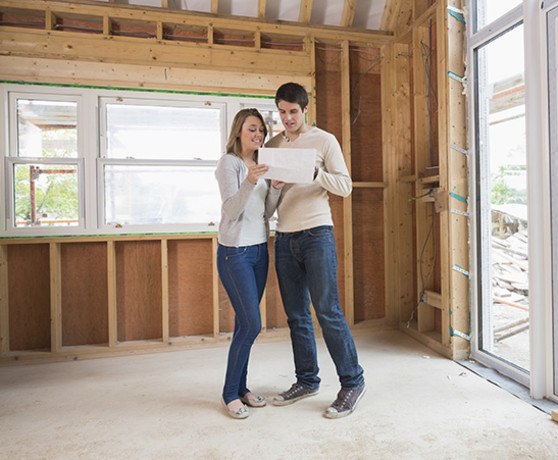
top-left (215, 108), bottom-right (282, 419)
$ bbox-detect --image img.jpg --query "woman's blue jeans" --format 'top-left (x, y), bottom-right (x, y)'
top-left (217, 242), bottom-right (268, 404)
top-left (274, 226), bottom-right (364, 389)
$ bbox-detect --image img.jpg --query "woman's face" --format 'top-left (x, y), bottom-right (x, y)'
top-left (240, 115), bottom-right (265, 154)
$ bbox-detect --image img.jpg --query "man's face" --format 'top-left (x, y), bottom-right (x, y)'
top-left (277, 100), bottom-right (307, 135)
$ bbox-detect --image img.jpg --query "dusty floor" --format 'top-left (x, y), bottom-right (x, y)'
top-left (0, 330), bottom-right (556, 459)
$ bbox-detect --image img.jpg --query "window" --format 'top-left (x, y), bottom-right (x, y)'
top-left (7, 94), bottom-right (83, 229)
top-left (475, 0), bottom-right (522, 31)
top-left (98, 97), bottom-right (225, 228)
top-left (1, 84), bottom-right (278, 236)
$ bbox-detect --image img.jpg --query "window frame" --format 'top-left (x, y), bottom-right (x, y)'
top-left (0, 83), bottom-right (277, 237)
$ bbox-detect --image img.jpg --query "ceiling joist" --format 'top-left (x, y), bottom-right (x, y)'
top-left (257, 0), bottom-right (266, 19)
top-left (340, 0), bottom-right (357, 28)
top-left (299, 0), bottom-right (313, 24)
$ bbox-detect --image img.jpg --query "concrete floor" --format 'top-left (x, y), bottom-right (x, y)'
top-left (0, 330), bottom-right (556, 459)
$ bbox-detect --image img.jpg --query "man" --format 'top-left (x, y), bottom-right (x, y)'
top-left (266, 82), bottom-right (365, 418)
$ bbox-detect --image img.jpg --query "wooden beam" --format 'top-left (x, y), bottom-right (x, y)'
top-left (211, 0), bottom-right (218, 15)
top-left (0, 0), bottom-right (392, 44)
top-left (340, 39), bottom-right (354, 326)
top-left (161, 239), bottom-right (169, 343)
top-left (49, 243), bottom-right (62, 352)
top-left (257, 0), bottom-right (266, 19)
top-left (212, 237), bottom-right (219, 338)
top-left (0, 56), bottom-right (303, 96)
top-left (440, 0), bottom-right (469, 357)
top-left (161, 0), bottom-right (169, 8)
top-left (381, 0), bottom-right (397, 31)
top-left (299, 0), bottom-right (313, 24)
top-left (0, 29), bottom-right (312, 76)
top-left (340, 0), bottom-right (357, 28)
top-left (0, 246), bottom-right (9, 354)
top-left (107, 241), bottom-right (117, 347)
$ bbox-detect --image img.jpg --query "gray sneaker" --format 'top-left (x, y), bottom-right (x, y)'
top-left (324, 384), bottom-right (366, 419)
top-left (272, 383), bottom-right (319, 406)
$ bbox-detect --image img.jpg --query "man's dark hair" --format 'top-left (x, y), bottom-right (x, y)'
top-left (275, 82), bottom-right (309, 110)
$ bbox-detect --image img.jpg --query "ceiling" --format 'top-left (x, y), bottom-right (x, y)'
top-left (101, 0), bottom-right (389, 31)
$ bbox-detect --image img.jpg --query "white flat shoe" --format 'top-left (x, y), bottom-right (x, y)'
top-left (222, 399), bottom-right (249, 419)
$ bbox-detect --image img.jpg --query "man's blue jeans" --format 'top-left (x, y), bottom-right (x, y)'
top-left (274, 225), bottom-right (364, 390)
top-left (217, 242), bottom-right (268, 404)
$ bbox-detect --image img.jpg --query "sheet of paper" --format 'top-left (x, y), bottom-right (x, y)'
top-left (258, 148), bottom-right (317, 184)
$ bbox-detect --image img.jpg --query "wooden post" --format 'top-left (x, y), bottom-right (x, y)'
top-left (161, 239), bottom-right (169, 343)
top-left (0, 246), bottom-right (9, 354)
top-left (341, 39), bottom-right (354, 326)
top-left (441, 0), bottom-right (469, 358)
top-left (49, 243), bottom-right (62, 352)
top-left (107, 241), bottom-right (118, 347)
top-left (212, 237), bottom-right (219, 338)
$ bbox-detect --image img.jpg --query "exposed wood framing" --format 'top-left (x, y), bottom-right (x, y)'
top-left (0, 56), bottom-right (304, 96)
top-left (340, 0), bottom-right (357, 28)
top-left (307, 36), bottom-right (317, 125)
top-left (439, 0), bottom-right (469, 359)
top-left (257, 0), bottom-right (266, 19)
top-left (381, 0), bottom-right (398, 31)
top-left (341, 39), bottom-right (354, 326)
top-left (299, 0), bottom-right (313, 24)
top-left (212, 238), bottom-right (219, 338)
top-left (0, 0), bottom-right (391, 44)
top-left (49, 243), bottom-right (62, 352)
top-left (107, 240), bottom-right (117, 347)
top-left (0, 246), bottom-right (8, 354)
top-left (161, 239), bottom-right (169, 343)
top-left (211, 0), bottom-right (218, 15)
top-left (382, 42), bottom-right (398, 326)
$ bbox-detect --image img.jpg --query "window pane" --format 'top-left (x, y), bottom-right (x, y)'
top-left (17, 99), bottom-right (78, 158)
top-left (105, 104), bottom-right (222, 160)
top-left (240, 105), bottom-right (283, 141)
top-left (104, 165), bottom-right (220, 225)
top-left (476, 25), bottom-right (528, 370)
top-left (14, 163), bottom-right (79, 227)
top-left (476, 0), bottom-right (522, 30)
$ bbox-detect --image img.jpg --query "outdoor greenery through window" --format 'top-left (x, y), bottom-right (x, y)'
top-left (2, 84), bottom-right (278, 236)
top-left (13, 98), bottom-right (79, 228)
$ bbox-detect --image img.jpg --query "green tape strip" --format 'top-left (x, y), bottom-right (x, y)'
top-left (450, 191), bottom-right (468, 203)
top-left (0, 80), bottom-right (274, 99)
top-left (448, 10), bottom-right (466, 24)
top-left (0, 231), bottom-right (217, 240)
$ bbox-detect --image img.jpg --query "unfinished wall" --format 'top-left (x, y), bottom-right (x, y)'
top-left (0, 0), bottom-right (392, 363)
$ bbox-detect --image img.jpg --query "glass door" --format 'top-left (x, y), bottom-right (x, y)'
top-left (474, 22), bottom-right (529, 379)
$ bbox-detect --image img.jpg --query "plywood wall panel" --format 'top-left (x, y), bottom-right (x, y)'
top-left (61, 242), bottom-right (108, 346)
top-left (353, 188), bottom-right (385, 321)
top-left (8, 244), bottom-right (50, 351)
top-left (116, 241), bottom-right (162, 342)
top-left (168, 240), bottom-right (213, 337)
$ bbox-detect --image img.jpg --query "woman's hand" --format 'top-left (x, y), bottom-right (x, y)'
top-left (247, 164), bottom-right (269, 184)
top-left (272, 180), bottom-right (285, 190)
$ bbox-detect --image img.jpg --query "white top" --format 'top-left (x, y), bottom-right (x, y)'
top-left (265, 127), bottom-right (352, 232)
top-left (215, 153), bottom-right (281, 247)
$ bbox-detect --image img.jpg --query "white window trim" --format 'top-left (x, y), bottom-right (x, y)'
top-left (0, 83), bottom-right (276, 237)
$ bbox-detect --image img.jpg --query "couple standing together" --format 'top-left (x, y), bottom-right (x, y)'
top-left (215, 82), bottom-right (365, 420)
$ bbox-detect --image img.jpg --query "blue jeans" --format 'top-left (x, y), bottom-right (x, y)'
top-left (274, 226), bottom-right (364, 389)
top-left (217, 242), bottom-right (268, 404)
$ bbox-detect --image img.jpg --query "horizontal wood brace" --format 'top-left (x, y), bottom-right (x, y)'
top-left (0, 0), bottom-right (393, 45)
